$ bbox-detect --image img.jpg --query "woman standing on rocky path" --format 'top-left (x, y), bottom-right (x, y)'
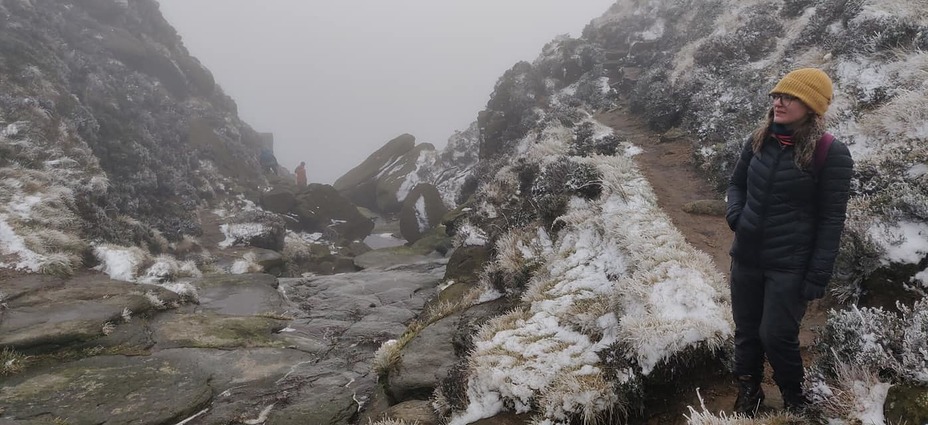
top-left (725, 68), bottom-right (854, 417)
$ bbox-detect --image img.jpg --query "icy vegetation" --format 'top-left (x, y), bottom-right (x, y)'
top-left (448, 145), bottom-right (731, 424)
top-left (388, 0), bottom-right (928, 423)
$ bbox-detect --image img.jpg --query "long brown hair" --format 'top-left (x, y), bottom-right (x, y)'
top-left (750, 108), bottom-right (827, 171)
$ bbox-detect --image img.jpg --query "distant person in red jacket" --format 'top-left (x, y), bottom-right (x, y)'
top-left (294, 161), bottom-right (307, 186)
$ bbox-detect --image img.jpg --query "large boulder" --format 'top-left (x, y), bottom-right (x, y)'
top-left (399, 183), bottom-right (449, 244)
top-left (292, 184), bottom-right (374, 242)
top-left (334, 134), bottom-right (416, 210)
top-left (261, 187), bottom-right (297, 214)
top-left (374, 143), bottom-right (436, 214)
top-left (220, 209), bottom-right (287, 252)
top-left (334, 134), bottom-right (439, 215)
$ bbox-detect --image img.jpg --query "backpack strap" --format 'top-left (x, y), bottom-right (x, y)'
top-left (813, 132), bottom-right (834, 177)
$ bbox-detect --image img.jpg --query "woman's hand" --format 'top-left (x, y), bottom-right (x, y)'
top-left (802, 283), bottom-right (826, 300)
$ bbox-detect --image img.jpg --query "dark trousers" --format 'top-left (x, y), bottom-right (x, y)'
top-left (730, 260), bottom-right (808, 387)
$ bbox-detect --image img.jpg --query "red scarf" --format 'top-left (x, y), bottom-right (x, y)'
top-left (772, 133), bottom-right (794, 147)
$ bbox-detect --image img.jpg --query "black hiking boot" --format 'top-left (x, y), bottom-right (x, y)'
top-left (781, 383), bottom-right (811, 414)
top-left (734, 375), bottom-right (765, 417)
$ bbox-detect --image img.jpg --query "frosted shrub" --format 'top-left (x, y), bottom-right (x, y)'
top-left (816, 299), bottom-right (928, 390)
top-left (817, 305), bottom-right (901, 375)
top-left (531, 157), bottom-right (603, 230)
top-left (855, 139), bottom-right (928, 221)
top-left (569, 121), bottom-right (621, 157)
top-left (896, 301), bottom-right (928, 383)
top-left (693, 12), bottom-right (782, 67)
top-left (829, 211), bottom-right (883, 303)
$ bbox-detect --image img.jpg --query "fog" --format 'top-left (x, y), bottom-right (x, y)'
top-left (156, 1), bottom-right (616, 183)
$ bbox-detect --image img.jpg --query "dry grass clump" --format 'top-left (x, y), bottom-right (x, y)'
top-left (372, 286), bottom-right (486, 378)
top-left (365, 420), bottom-right (420, 425)
top-left (0, 348), bottom-right (29, 376)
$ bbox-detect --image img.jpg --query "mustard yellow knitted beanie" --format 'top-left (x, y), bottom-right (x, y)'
top-left (770, 68), bottom-right (833, 116)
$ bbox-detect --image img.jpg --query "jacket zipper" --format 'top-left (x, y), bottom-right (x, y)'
top-left (756, 143), bottom-right (787, 267)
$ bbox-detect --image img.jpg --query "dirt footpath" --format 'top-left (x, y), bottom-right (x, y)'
top-left (595, 106), bottom-right (828, 422)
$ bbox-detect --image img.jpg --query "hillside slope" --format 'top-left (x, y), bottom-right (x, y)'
top-left (0, 0), bottom-right (269, 275)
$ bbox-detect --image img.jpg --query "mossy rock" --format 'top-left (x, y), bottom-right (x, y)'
top-left (0, 355), bottom-right (212, 424)
top-left (444, 245), bottom-right (491, 285)
top-left (659, 127), bottom-right (686, 143)
top-left (441, 200), bottom-right (475, 237)
top-left (410, 226), bottom-right (453, 256)
top-left (192, 273), bottom-right (279, 289)
top-left (885, 384), bottom-right (928, 424)
top-left (682, 199), bottom-right (727, 216)
top-left (152, 313), bottom-right (287, 349)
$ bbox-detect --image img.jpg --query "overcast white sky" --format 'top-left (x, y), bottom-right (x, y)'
top-left (157, 1), bottom-right (615, 183)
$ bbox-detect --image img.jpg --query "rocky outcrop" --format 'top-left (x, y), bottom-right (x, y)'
top-left (399, 183), bottom-right (448, 244)
top-left (333, 128), bottom-right (481, 216)
top-left (334, 133), bottom-right (419, 213)
top-left (0, 0), bottom-right (269, 252)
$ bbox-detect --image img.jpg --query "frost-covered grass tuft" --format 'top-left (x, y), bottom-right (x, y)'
top-left (371, 339), bottom-right (401, 377)
top-left (451, 149), bottom-right (732, 424)
top-left (809, 359), bottom-right (893, 424)
top-left (685, 407), bottom-right (800, 424)
top-left (93, 244), bottom-right (148, 282)
top-left (454, 220), bottom-right (488, 247)
top-left (230, 251), bottom-right (263, 274)
top-left (366, 420), bottom-right (420, 425)
top-left (138, 254), bottom-right (202, 284)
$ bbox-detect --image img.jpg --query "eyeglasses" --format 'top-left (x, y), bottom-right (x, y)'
top-left (769, 93), bottom-right (798, 106)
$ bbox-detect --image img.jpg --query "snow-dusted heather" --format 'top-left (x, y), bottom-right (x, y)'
top-left (0, 214), bottom-right (43, 272)
top-left (93, 244), bottom-right (147, 282)
top-left (867, 221), bottom-right (928, 265)
top-left (137, 254), bottom-right (202, 284)
top-left (455, 220), bottom-right (488, 247)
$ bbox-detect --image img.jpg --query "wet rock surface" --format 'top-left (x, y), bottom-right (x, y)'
top-left (0, 257), bottom-right (446, 424)
top-left (0, 354), bottom-right (213, 425)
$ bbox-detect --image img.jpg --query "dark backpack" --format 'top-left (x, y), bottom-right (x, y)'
top-left (813, 132), bottom-right (834, 178)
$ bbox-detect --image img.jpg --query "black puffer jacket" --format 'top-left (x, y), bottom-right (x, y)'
top-left (726, 135), bottom-right (854, 290)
